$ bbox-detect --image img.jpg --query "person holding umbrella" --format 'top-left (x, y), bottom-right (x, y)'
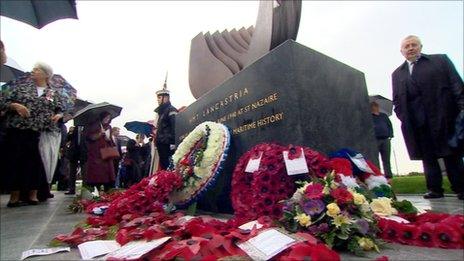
top-left (154, 76), bottom-right (178, 170)
top-left (82, 111), bottom-right (117, 192)
top-left (0, 62), bottom-right (65, 207)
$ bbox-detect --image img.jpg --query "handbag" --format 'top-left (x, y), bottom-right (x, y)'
top-left (100, 146), bottom-right (120, 161)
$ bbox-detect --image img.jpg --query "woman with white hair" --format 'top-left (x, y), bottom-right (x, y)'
top-left (0, 62), bottom-right (64, 207)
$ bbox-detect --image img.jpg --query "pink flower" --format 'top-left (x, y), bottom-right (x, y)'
top-left (304, 183), bottom-right (324, 199)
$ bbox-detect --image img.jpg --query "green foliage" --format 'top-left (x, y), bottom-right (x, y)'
top-left (48, 239), bottom-right (69, 247)
top-left (347, 239), bottom-right (365, 257)
top-left (74, 221), bottom-right (92, 229)
top-left (187, 202), bottom-right (197, 216)
top-left (68, 196), bottom-right (85, 214)
top-left (392, 199), bottom-right (418, 214)
top-left (106, 225), bottom-right (119, 240)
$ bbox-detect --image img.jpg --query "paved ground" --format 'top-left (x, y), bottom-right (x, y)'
top-left (1, 193), bottom-right (463, 260)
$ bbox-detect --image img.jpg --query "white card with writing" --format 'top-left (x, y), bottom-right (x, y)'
top-left (78, 240), bottom-right (121, 260)
top-left (237, 229), bottom-right (296, 260)
top-left (21, 247), bottom-right (70, 260)
top-left (239, 220), bottom-right (264, 230)
top-left (105, 237), bottom-right (171, 260)
top-left (349, 153), bottom-right (375, 174)
top-left (245, 152), bottom-right (262, 173)
top-left (283, 149), bottom-right (309, 175)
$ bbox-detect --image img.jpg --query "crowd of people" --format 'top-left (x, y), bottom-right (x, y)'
top-left (0, 33), bottom-right (462, 208)
top-left (0, 39), bottom-right (178, 207)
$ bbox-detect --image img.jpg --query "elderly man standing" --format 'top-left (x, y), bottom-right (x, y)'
top-left (392, 35), bottom-right (464, 200)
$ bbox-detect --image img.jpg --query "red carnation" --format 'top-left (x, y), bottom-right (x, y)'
top-left (330, 187), bottom-right (353, 205)
top-left (330, 158), bottom-right (353, 176)
top-left (304, 183), bottom-right (324, 199)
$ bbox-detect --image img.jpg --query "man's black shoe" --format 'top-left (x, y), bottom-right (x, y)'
top-left (6, 201), bottom-right (21, 208)
top-left (27, 200), bottom-right (39, 205)
top-left (458, 193), bottom-right (464, 200)
top-left (423, 192), bottom-right (444, 199)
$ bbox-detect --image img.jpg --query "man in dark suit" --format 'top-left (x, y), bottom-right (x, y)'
top-left (392, 35), bottom-right (464, 200)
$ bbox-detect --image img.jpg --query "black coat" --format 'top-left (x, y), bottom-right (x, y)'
top-left (392, 53), bottom-right (464, 160)
top-left (155, 102), bottom-right (178, 145)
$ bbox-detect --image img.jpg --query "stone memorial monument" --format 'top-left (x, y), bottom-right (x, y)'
top-left (178, 0), bottom-right (378, 213)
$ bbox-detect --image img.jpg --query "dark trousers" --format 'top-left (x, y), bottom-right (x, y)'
top-left (415, 124), bottom-right (464, 194)
top-left (157, 144), bottom-right (173, 170)
top-left (422, 154), bottom-right (464, 194)
top-left (377, 138), bottom-right (393, 179)
top-left (68, 160), bottom-right (79, 193)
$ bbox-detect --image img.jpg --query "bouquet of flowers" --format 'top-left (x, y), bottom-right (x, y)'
top-left (281, 171), bottom-right (382, 256)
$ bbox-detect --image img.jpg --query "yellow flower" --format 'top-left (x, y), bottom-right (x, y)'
top-left (330, 182), bottom-right (338, 189)
top-left (297, 182), bottom-right (310, 194)
top-left (370, 197), bottom-right (398, 216)
top-left (294, 213), bottom-right (312, 227)
top-left (332, 214), bottom-right (352, 228)
top-left (358, 237), bottom-right (375, 251)
top-left (353, 193), bottom-right (366, 205)
top-left (326, 203), bottom-right (340, 217)
top-left (322, 186), bottom-right (330, 195)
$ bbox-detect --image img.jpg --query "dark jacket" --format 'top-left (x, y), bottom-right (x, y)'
top-left (372, 112), bottom-right (393, 139)
top-left (154, 102), bottom-right (178, 145)
top-left (392, 53), bottom-right (464, 159)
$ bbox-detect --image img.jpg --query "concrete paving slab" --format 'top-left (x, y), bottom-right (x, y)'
top-left (1, 193), bottom-right (463, 260)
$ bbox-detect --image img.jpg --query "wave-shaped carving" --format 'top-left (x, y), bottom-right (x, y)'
top-left (189, 0), bottom-right (301, 99)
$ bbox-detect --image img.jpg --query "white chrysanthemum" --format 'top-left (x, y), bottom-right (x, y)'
top-left (339, 174), bottom-right (360, 189)
top-left (365, 175), bottom-right (389, 190)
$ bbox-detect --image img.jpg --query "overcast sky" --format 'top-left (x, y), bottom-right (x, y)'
top-left (1, 1), bottom-right (463, 174)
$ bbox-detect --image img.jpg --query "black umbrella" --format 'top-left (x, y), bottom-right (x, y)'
top-left (0, 64), bottom-right (25, 83)
top-left (124, 121), bottom-right (154, 136)
top-left (73, 102), bottom-right (122, 126)
top-left (0, 0), bottom-right (78, 29)
top-left (369, 95), bottom-right (393, 116)
top-left (73, 98), bottom-right (92, 114)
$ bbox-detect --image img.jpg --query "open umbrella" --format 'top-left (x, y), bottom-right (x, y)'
top-left (0, 0), bottom-right (78, 29)
top-left (124, 121), bottom-right (154, 136)
top-left (369, 95), bottom-right (393, 116)
top-left (73, 98), bottom-right (92, 113)
top-left (0, 57), bottom-right (25, 84)
top-left (73, 102), bottom-right (122, 126)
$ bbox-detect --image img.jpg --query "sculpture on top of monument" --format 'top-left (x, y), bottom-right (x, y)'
top-left (189, 0), bottom-right (302, 99)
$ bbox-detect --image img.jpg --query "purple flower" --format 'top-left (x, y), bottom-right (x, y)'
top-left (302, 199), bottom-right (325, 216)
top-left (282, 202), bottom-right (293, 213)
top-left (307, 223), bottom-right (330, 235)
top-left (356, 219), bottom-right (369, 235)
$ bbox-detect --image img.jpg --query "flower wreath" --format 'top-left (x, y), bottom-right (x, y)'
top-left (231, 143), bottom-right (331, 221)
top-left (169, 121), bottom-right (230, 208)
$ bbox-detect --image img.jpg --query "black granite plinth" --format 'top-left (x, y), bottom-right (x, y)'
top-left (176, 40), bottom-right (378, 213)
